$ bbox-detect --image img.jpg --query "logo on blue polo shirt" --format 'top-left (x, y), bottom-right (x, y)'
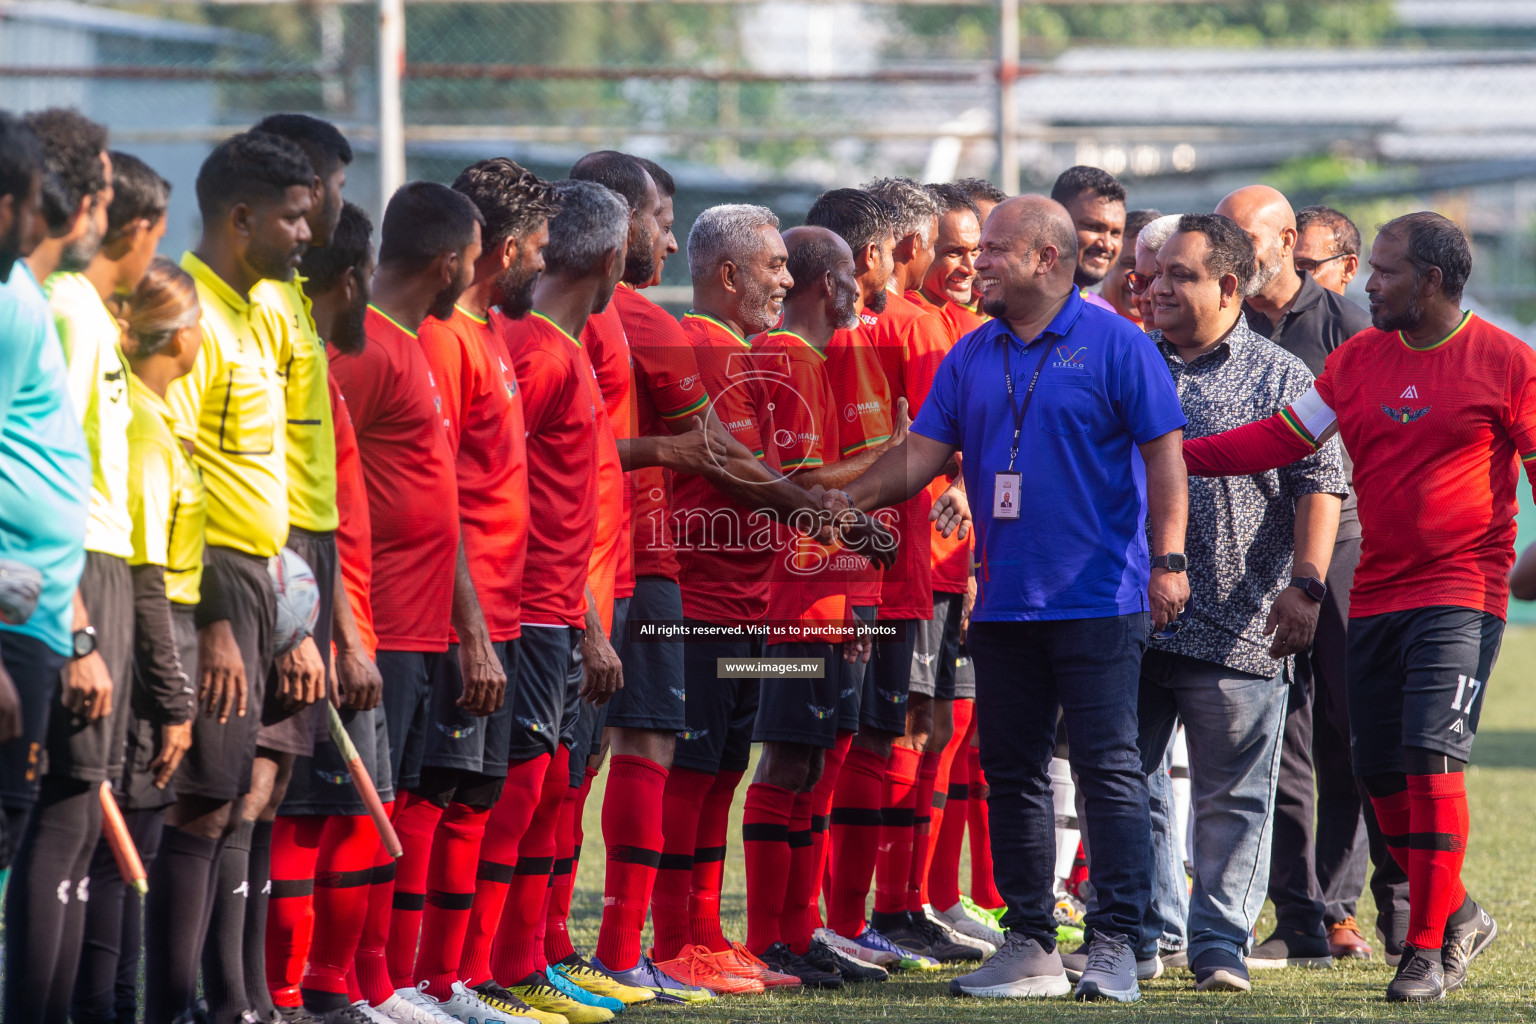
top-left (1052, 345), bottom-right (1090, 370)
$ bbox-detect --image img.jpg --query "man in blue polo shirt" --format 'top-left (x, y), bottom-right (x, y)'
top-left (832, 194), bottom-right (1188, 1004)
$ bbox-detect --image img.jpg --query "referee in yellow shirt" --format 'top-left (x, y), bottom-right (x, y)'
top-left (164, 131), bottom-right (316, 1024)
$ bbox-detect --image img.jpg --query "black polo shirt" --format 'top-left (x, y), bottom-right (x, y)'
top-left (1244, 271), bottom-right (1371, 540)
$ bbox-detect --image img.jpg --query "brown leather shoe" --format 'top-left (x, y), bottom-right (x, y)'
top-left (1328, 917), bottom-right (1374, 960)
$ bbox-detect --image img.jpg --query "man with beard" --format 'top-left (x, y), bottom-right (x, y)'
top-left (0, 110), bottom-right (94, 1024)
top-left (1103, 209), bottom-right (1162, 326)
top-left (1050, 166), bottom-right (1126, 312)
top-left (1213, 185), bottom-right (1397, 971)
top-left (157, 131), bottom-right (315, 1024)
top-left (392, 159), bottom-right (573, 1021)
top-left (1294, 206), bottom-right (1362, 296)
top-left (1182, 212), bottom-right (1521, 1002)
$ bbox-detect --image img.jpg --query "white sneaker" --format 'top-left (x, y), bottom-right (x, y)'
top-left (348, 1001), bottom-right (397, 1024)
top-left (437, 982), bottom-right (519, 1024)
top-left (814, 926), bottom-right (897, 967)
top-left (390, 984), bottom-right (464, 1024)
top-left (936, 900), bottom-right (1006, 950)
top-left (926, 905), bottom-right (998, 957)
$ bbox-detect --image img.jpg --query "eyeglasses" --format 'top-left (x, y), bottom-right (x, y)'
top-left (1294, 252), bottom-right (1351, 275)
top-left (1126, 270), bottom-right (1154, 295)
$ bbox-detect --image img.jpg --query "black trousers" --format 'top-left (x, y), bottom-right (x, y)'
top-left (1267, 535), bottom-right (1409, 943)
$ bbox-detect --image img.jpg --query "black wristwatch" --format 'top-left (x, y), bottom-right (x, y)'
top-left (71, 625), bottom-right (98, 660)
top-left (1151, 553), bottom-right (1188, 573)
top-left (1290, 576), bottom-right (1327, 603)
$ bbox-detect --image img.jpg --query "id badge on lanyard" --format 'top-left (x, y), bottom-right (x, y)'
top-left (996, 337), bottom-right (1055, 522)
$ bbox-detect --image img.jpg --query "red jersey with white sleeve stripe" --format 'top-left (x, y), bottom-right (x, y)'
top-left (501, 310), bottom-right (599, 629)
top-left (417, 305), bottom-right (529, 642)
top-left (673, 310), bottom-right (780, 626)
top-left (1184, 313), bottom-right (1536, 620)
top-left (612, 284), bottom-right (711, 582)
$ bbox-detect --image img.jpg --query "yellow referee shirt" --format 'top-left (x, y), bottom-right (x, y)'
top-left (166, 252), bottom-right (289, 557)
top-left (128, 379), bottom-right (206, 605)
top-left (47, 271), bottom-right (134, 559)
top-left (254, 275), bottom-right (338, 533)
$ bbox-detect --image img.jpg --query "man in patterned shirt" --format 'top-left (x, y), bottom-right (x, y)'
top-left (1115, 214), bottom-right (1345, 995)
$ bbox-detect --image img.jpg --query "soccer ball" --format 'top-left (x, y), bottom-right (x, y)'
top-left (269, 547), bottom-right (320, 656)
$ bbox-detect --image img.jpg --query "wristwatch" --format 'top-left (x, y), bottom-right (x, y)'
top-left (71, 625), bottom-right (98, 660)
top-left (1290, 576), bottom-right (1328, 603)
top-left (1151, 553), bottom-right (1188, 573)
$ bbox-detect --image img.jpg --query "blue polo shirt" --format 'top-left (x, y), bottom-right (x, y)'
top-left (0, 263), bottom-right (90, 655)
top-left (911, 290), bottom-right (1185, 622)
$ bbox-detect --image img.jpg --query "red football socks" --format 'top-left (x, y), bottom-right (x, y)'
top-left (417, 802), bottom-right (491, 999)
top-left (354, 802), bottom-right (397, 1007)
top-left (689, 767), bottom-right (744, 952)
top-left (303, 814), bottom-right (379, 1007)
top-left (266, 816), bottom-right (323, 1008)
top-left (459, 754), bottom-right (549, 987)
top-left (1370, 787), bottom-right (1412, 877)
top-left (968, 748), bottom-right (1004, 908)
top-left (1405, 773), bottom-right (1471, 948)
top-left (827, 744), bottom-right (887, 938)
top-left (874, 746), bottom-right (920, 916)
top-left (907, 748), bottom-right (942, 913)
top-left (546, 768), bottom-right (595, 966)
top-left (781, 789), bottom-right (818, 955)
top-left (387, 791), bottom-right (445, 988)
top-left (805, 731), bottom-right (852, 934)
top-left (490, 745), bottom-right (570, 984)
top-left (742, 782), bottom-right (795, 955)
top-left (593, 756), bottom-right (668, 969)
top-left (650, 766), bottom-right (714, 964)
top-left (926, 700), bottom-right (973, 911)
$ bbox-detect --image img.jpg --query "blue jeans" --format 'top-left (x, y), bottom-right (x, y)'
top-left (969, 614), bottom-right (1150, 948)
top-left (1136, 649), bottom-right (1288, 962)
top-left (1146, 736), bottom-right (1189, 955)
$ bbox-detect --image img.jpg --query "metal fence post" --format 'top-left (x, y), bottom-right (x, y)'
top-left (997, 0), bottom-right (1019, 194)
top-left (378, 0), bottom-right (406, 200)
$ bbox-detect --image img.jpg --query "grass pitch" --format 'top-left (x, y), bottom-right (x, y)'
top-left (568, 627), bottom-right (1536, 1023)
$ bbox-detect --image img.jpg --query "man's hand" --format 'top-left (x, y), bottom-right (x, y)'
top-left (64, 651), bottom-right (114, 722)
top-left (664, 416), bottom-right (732, 476)
top-left (930, 485), bottom-right (971, 540)
top-left (0, 659), bottom-right (21, 743)
top-left (961, 576), bottom-right (976, 645)
top-left (276, 636), bottom-right (326, 709)
top-left (580, 629), bottom-right (623, 705)
top-left (150, 721), bottom-right (192, 788)
top-left (1147, 568), bottom-right (1190, 632)
top-left (336, 647), bottom-right (383, 711)
top-left (1265, 586), bottom-right (1321, 658)
top-left (457, 638), bottom-right (507, 717)
top-left (874, 398), bottom-right (910, 454)
top-left (836, 509), bottom-right (898, 569)
top-left (198, 619), bottom-right (246, 723)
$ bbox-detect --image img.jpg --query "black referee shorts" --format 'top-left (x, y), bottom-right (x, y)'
top-left (48, 551), bottom-right (134, 785)
top-left (258, 527), bottom-right (337, 757)
top-left (119, 603), bottom-right (198, 810)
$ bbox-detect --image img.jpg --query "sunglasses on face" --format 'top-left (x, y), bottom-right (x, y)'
top-left (1126, 270), bottom-right (1154, 295)
top-left (1294, 252), bottom-right (1350, 275)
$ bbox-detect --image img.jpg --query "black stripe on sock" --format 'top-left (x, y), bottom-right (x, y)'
top-left (370, 862), bottom-right (397, 885)
top-left (830, 807), bottom-right (883, 827)
top-left (514, 856), bottom-right (556, 876)
top-left (742, 823), bottom-right (790, 843)
top-left (787, 829), bottom-right (813, 849)
top-left (1381, 831), bottom-right (1409, 849)
top-left (946, 783), bottom-right (968, 800)
top-left (811, 814), bottom-right (830, 834)
top-left (315, 867), bottom-right (374, 890)
top-left (572, 844), bottom-right (582, 862)
top-left (426, 889), bottom-right (477, 911)
top-left (915, 813), bottom-right (931, 827)
top-left (552, 857), bottom-right (575, 877)
top-left (270, 878), bottom-right (314, 899)
top-left (1407, 832), bottom-right (1465, 853)
top-left (658, 853), bottom-right (693, 871)
top-left (931, 793), bottom-right (947, 811)
top-left (477, 860), bottom-right (515, 884)
top-left (882, 808), bottom-right (916, 828)
top-left (608, 845), bottom-right (662, 867)
top-left (392, 892), bottom-right (426, 911)
top-left (692, 845), bottom-right (727, 864)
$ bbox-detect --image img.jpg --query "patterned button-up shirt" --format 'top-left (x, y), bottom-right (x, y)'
top-left (1149, 316), bottom-right (1347, 678)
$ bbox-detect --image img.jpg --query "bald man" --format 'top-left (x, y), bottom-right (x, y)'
top-left (1215, 186), bottom-right (1405, 969)
top-left (830, 196), bottom-right (1189, 1003)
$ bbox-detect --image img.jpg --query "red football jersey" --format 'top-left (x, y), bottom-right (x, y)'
top-left (869, 292), bottom-right (949, 619)
top-left (1310, 314), bottom-right (1536, 618)
top-left (328, 306), bottom-right (458, 651)
top-left (328, 372), bottom-right (375, 657)
top-left (418, 306), bottom-right (529, 641)
top-left (582, 300), bottom-right (635, 602)
top-left (755, 328), bottom-right (850, 642)
top-left (502, 310), bottom-right (599, 629)
top-left (673, 310), bottom-right (780, 626)
top-left (826, 322), bottom-right (895, 608)
top-left (613, 285), bottom-right (711, 582)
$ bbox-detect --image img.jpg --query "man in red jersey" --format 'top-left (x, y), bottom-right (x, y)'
top-left (1181, 213), bottom-right (1524, 1002)
top-left (852, 176), bottom-right (977, 964)
top-left (327, 182), bottom-right (515, 1023)
top-left (402, 158), bottom-right (560, 1015)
